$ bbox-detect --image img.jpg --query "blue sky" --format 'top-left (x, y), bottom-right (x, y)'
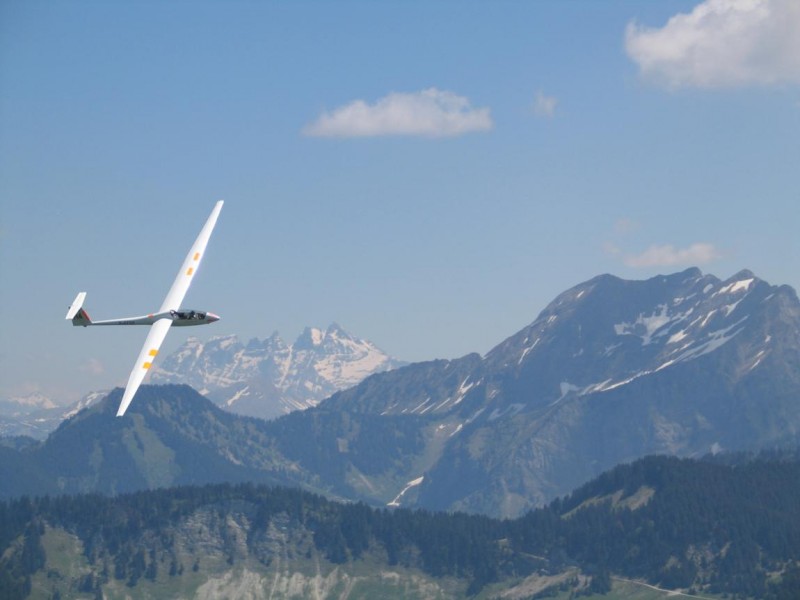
top-left (1, 0), bottom-right (798, 402)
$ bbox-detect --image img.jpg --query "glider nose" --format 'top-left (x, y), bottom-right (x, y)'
top-left (207, 312), bottom-right (220, 323)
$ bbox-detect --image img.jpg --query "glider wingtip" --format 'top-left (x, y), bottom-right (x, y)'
top-left (116, 400), bottom-right (129, 417)
top-left (117, 391), bottom-right (134, 417)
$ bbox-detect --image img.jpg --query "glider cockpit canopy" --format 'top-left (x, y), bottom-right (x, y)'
top-left (172, 309), bottom-right (206, 320)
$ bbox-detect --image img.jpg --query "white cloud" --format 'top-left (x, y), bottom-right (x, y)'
top-left (533, 90), bottom-right (558, 117)
top-left (625, 0), bottom-right (800, 88)
top-left (624, 243), bottom-right (722, 268)
top-left (303, 88), bottom-right (493, 138)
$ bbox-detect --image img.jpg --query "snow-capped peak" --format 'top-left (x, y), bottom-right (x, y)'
top-left (484, 267), bottom-right (786, 404)
top-left (151, 324), bottom-right (406, 419)
top-left (5, 392), bottom-right (57, 410)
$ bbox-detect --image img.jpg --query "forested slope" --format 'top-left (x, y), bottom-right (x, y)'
top-left (1, 452), bottom-right (799, 599)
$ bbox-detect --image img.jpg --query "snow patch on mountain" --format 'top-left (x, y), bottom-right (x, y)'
top-left (388, 476), bottom-right (424, 507)
top-left (518, 338), bottom-right (540, 364)
top-left (714, 278), bottom-right (754, 296)
top-left (61, 390), bottom-right (108, 419)
top-left (614, 304), bottom-right (694, 346)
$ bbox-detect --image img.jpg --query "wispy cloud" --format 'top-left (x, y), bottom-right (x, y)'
top-left (303, 88), bottom-right (493, 138)
top-left (624, 243), bottom-right (722, 268)
top-left (80, 358), bottom-right (105, 376)
top-left (625, 0), bottom-right (800, 88)
top-left (533, 90), bottom-right (558, 118)
top-left (614, 218), bottom-right (640, 235)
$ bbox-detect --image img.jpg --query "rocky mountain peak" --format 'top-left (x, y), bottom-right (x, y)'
top-left (150, 324), bottom-right (406, 419)
top-left (291, 323), bottom-right (352, 346)
top-left (485, 268), bottom-right (782, 385)
top-left (294, 326), bottom-right (325, 349)
top-left (3, 392), bottom-right (57, 410)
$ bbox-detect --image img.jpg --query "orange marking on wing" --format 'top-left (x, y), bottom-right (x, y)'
top-left (143, 362), bottom-right (152, 369)
top-left (186, 267), bottom-right (194, 276)
top-left (149, 349), bottom-right (158, 357)
top-left (193, 252), bottom-right (200, 260)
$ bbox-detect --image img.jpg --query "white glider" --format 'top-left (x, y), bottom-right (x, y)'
top-left (66, 200), bottom-right (224, 416)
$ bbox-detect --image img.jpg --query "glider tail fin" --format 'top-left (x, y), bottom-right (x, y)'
top-left (66, 292), bottom-right (92, 326)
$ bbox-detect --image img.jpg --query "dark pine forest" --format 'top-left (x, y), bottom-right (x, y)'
top-left (1, 452), bottom-right (799, 599)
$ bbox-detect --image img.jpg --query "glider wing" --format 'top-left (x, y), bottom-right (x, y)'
top-left (116, 317), bottom-right (172, 416)
top-left (116, 200), bottom-right (224, 416)
top-left (158, 200), bottom-right (224, 313)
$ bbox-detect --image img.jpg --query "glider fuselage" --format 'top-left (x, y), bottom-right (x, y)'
top-left (73, 309), bottom-right (219, 327)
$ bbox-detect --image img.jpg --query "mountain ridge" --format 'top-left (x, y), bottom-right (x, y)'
top-left (2, 268), bottom-right (799, 519)
top-left (0, 323), bottom-right (405, 438)
top-left (2, 452), bottom-right (799, 600)
top-left (319, 267), bottom-right (800, 514)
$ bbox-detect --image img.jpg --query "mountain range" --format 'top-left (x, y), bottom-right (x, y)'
top-left (2, 267), bottom-right (799, 518)
top-left (0, 390), bottom-right (107, 441)
top-left (146, 323), bottom-right (405, 419)
top-left (0, 323), bottom-right (404, 437)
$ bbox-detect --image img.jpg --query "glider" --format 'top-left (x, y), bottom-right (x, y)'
top-left (66, 200), bottom-right (224, 416)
